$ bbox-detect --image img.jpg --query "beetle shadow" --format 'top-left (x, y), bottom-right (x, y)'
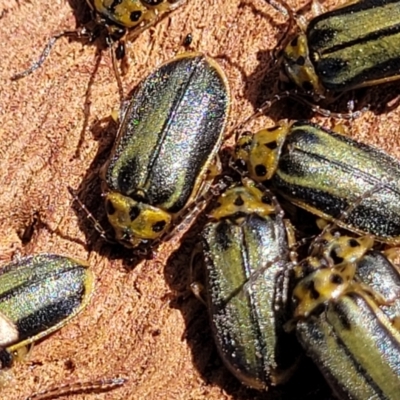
top-left (66, 115), bottom-right (138, 265)
top-left (12, 0), bottom-right (113, 160)
top-left (66, 0), bottom-right (115, 160)
top-left (245, 48), bottom-right (400, 121)
top-left (29, 0), bottom-right (147, 159)
top-left (221, 1), bottom-right (315, 123)
top-left (351, 83), bottom-right (400, 116)
top-left (244, 51), bottom-right (315, 123)
top-left (163, 210), bottom-right (334, 400)
top-left (67, 74), bottom-right (164, 267)
top-left (66, 0), bottom-right (93, 31)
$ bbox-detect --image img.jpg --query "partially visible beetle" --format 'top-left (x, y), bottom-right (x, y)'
top-left (234, 120), bottom-right (400, 244)
top-left (0, 254), bottom-right (94, 370)
top-left (291, 233), bottom-right (400, 400)
top-left (11, 0), bottom-right (187, 82)
top-left (261, 0), bottom-right (400, 114)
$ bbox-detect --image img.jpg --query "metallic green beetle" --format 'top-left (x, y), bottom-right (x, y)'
top-left (271, 0), bottom-right (400, 98)
top-left (0, 254), bottom-right (94, 369)
top-left (296, 291), bottom-right (400, 400)
top-left (234, 120), bottom-right (400, 244)
top-left (195, 179), bottom-right (300, 390)
top-left (292, 240), bottom-right (400, 400)
top-left (101, 53), bottom-right (230, 249)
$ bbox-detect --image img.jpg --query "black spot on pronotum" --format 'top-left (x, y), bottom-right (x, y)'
top-left (348, 238), bottom-right (360, 248)
top-left (106, 200), bottom-right (116, 215)
top-left (152, 220), bottom-right (167, 233)
top-left (233, 195), bottom-right (244, 206)
top-left (296, 56), bottom-right (305, 66)
top-left (330, 248), bottom-right (344, 265)
top-left (265, 140), bottom-right (278, 150)
top-left (255, 164), bottom-right (267, 177)
top-left (330, 273), bottom-right (343, 285)
top-left (266, 126), bottom-right (280, 132)
top-left (129, 206), bottom-right (141, 221)
top-left (306, 280), bottom-right (320, 300)
top-left (130, 11), bottom-right (142, 22)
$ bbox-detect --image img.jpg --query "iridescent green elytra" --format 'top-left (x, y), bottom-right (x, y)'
top-left (356, 251), bottom-right (400, 323)
top-left (296, 292), bottom-right (400, 400)
top-left (294, 246), bottom-right (400, 400)
top-left (197, 179), bottom-right (300, 390)
top-left (279, 0), bottom-right (400, 96)
top-left (101, 53), bottom-right (230, 249)
top-left (0, 254), bottom-right (94, 369)
top-left (234, 121), bottom-right (400, 244)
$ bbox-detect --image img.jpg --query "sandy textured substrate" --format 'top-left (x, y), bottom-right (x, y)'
top-left (1, 0), bottom-right (400, 399)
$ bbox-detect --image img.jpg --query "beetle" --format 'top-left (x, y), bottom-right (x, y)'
top-left (260, 0), bottom-right (400, 115)
top-left (11, 0), bottom-right (187, 82)
top-left (234, 120), bottom-right (400, 244)
top-left (0, 254), bottom-right (129, 398)
top-left (295, 287), bottom-right (400, 400)
top-left (193, 178), bottom-right (301, 390)
top-left (0, 253), bottom-right (94, 370)
top-left (99, 53), bottom-right (230, 250)
top-left (291, 234), bottom-right (400, 400)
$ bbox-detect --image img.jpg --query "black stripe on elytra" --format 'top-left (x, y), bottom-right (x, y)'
top-left (272, 173), bottom-right (400, 237)
top-left (310, 23), bottom-right (400, 57)
top-left (16, 294), bottom-right (84, 341)
top-left (316, 55), bottom-right (400, 90)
